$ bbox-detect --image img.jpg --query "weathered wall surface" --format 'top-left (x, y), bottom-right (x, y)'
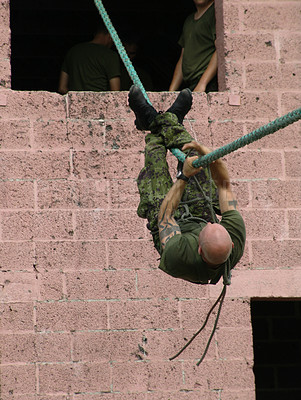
top-left (0, 0), bottom-right (300, 399)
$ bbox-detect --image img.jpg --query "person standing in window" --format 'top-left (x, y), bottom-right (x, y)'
top-left (169, 0), bottom-right (217, 93)
top-left (58, 22), bottom-right (120, 94)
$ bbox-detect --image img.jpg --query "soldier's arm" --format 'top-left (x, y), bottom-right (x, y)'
top-left (158, 155), bottom-right (202, 249)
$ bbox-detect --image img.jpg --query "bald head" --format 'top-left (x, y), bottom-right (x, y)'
top-left (198, 223), bottom-right (233, 266)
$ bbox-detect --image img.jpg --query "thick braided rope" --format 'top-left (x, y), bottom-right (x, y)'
top-left (93, 0), bottom-right (151, 104)
top-left (94, 1), bottom-right (301, 166)
top-left (172, 107), bottom-right (301, 167)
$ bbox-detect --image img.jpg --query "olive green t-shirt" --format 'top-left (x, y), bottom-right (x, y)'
top-left (178, 3), bottom-right (216, 89)
top-left (159, 210), bottom-right (246, 285)
top-left (62, 42), bottom-right (120, 91)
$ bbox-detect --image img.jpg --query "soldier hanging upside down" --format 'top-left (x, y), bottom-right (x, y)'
top-left (128, 85), bottom-right (246, 286)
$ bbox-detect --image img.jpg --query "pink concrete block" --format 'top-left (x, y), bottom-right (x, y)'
top-left (279, 63), bottom-right (301, 90)
top-left (288, 209), bottom-right (301, 238)
top-left (104, 120), bottom-right (145, 150)
top-left (221, 390), bottom-right (256, 400)
top-left (242, 3), bottom-right (301, 31)
top-left (38, 271), bottom-right (64, 301)
top-left (65, 270), bottom-right (137, 300)
top-left (0, 302), bottom-right (34, 332)
top-left (110, 179), bottom-right (139, 209)
top-left (0, 90), bottom-right (66, 119)
top-left (108, 239), bottom-right (158, 269)
top-left (280, 33), bottom-right (301, 61)
top-left (1, 211), bottom-right (73, 240)
top-left (210, 120), bottom-right (244, 149)
top-left (208, 92), bottom-right (278, 121)
top-left (145, 361), bottom-right (184, 391)
top-left (244, 121), bottom-right (301, 150)
top-left (226, 270), bottom-right (301, 298)
top-left (0, 271), bottom-right (37, 302)
top-left (212, 298), bottom-right (251, 328)
top-left (67, 119), bottom-right (105, 149)
top-left (184, 92), bottom-right (209, 121)
top-left (73, 330), bottom-right (142, 362)
top-left (0, 151), bottom-right (70, 180)
top-left (75, 210), bottom-right (145, 240)
top-left (0, 396), bottom-right (37, 400)
top-left (180, 298), bottom-right (226, 330)
top-left (39, 362), bottom-right (110, 393)
top-left (112, 361), bottom-right (183, 392)
top-left (251, 179), bottom-right (301, 209)
top-left (226, 150), bottom-right (283, 180)
top-left (109, 299), bottom-right (179, 329)
top-left (183, 359), bottom-right (254, 390)
top-left (224, 62), bottom-right (244, 91)
top-left (0, 59), bottom-right (11, 88)
top-left (223, 2), bottom-right (240, 33)
top-left (33, 119), bottom-right (68, 149)
top-left (136, 269), bottom-right (208, 300)
top-left (251, 239), bottom-right (301, 269)
top-left (185, 120), bottom-right (211, 145)
top-left (245, 62), bottom-right (279, 90)
top-left (35, 241), bottom-right (107, 271)
top-left (35, 332), bottom-right (71, 362)
top-left (37, 179), bottom-right (108, 209)
top-left (281, 92), bottom-right (301, 114)
top-left (73, 150), bottom-right (142, 179)
top-left (230, 180), bottom-right (250, 209)
top-left (0, 91), bottom-right (7, 105)
top-left (36, 301), bottom-right (107, 331)
top-left (0, 0), bottom-right (10, 26)
top-left (148, 392), bottom-right (219, 400)
top-left (0, 242), bottom-right (34, 271)
top-left (74, 394), bottom-right (147, 400)
top-left (144, 327), bottom-right (216, 361)
top-left (224, 33), bottom-right (276, 61)
top-left (285, 150), bottom-right (301, 178)
top-left (216, 328), bottom-right (253, 360)
top-left (0, 333), bottom-right (36, 362)
top-left (112, 361), bottom-right (149, 392)
top-left (0, 365), bottom-right (36, 395)
top-left (0, 120), bottom-right (31, 149)
top-left (68, 91), bottom-right (129, 120)
top-left (241, 209), bottom-right (285, 239)
top-left (0, 181), bottom-right (34, 208)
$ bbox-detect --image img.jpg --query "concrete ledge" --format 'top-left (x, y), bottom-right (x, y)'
top-left (210, 269), bottom-right (301, 299)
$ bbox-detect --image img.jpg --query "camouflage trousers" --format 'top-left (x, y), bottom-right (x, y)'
top-left (137, 112), bottom-right (220, 254)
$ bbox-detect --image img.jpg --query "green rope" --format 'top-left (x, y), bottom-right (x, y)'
top-left (173, 107), bottom-right (301, 167)
top-left (93, 1), bottom-right (301, 166)
top-left (93, 0), bottom-right (151, 104)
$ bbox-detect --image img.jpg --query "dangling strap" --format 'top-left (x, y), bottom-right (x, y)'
top-left (169, 284), bottom-right (227, 365)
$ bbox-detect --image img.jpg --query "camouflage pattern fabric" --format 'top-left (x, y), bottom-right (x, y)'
top-left (137, 112), bottom-right (220, 253)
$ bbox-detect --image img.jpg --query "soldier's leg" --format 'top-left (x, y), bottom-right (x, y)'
top-left (152, 113), bottom-right (220, 222)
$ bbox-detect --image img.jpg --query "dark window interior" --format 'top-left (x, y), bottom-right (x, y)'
top-left (251, 300), bottom-right (301, 400)
top-left (10, 0), bottom-right (195, 92)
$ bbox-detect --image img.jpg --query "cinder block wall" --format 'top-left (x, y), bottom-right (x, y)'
top-left (0, 1), bottom-right (300, 399)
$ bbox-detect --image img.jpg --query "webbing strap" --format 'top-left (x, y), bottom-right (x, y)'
top-left (170, 285), bottom-right (227, 365)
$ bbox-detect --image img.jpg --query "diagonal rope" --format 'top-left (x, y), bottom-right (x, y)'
top-left (93, 1), bottom-right (301, 167)
top-left (172, 107), bottom-right (301, 167)
top-left (93, 0), bottom-right (150, 103)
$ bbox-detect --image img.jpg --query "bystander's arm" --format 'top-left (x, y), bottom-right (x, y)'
top-left (109, 76), bottom-right (121, 91)
top-left (169, 48), bottom-right (184, 91)
top-left (193, 50), bottom-right (217, 92)
top-left (58, 71), bottom-right (69, 94)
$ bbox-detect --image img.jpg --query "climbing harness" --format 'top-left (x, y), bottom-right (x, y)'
top-left (93, 0), bottom-right (301, 365)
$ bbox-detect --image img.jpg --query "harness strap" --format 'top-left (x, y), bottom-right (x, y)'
top-left (170, 284), bottom-right (227, 365)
